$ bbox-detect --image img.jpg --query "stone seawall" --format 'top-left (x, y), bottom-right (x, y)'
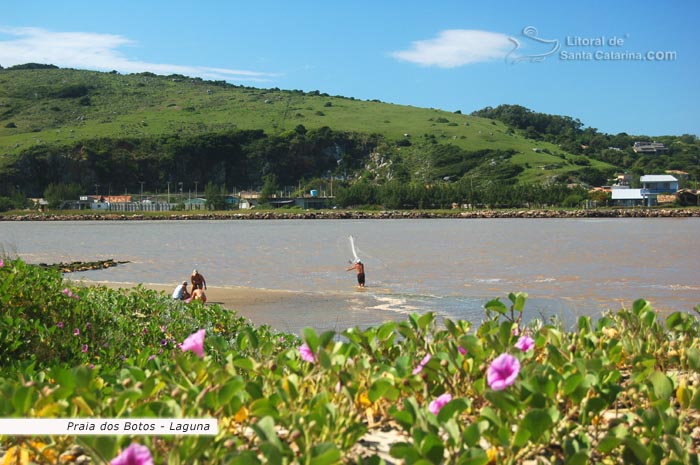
top-left (2, 208), bottom-right (699, 221)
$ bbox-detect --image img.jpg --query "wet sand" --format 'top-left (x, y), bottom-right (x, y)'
top-left (72, 280), bottom-right (390, 335)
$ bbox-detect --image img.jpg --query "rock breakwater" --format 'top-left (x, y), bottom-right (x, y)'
top-left (1, 208), bottom-right (698, 221)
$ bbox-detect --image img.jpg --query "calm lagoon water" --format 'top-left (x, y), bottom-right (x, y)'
top-left (2, 218), bottom-right (698, 333)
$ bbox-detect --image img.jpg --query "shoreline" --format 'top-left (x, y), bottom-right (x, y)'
top-left (73, 280), bottom-right (372, 334)
top-left (2, 207), bottom-right (699, 221)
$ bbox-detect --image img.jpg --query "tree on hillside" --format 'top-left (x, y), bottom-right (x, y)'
top-left (44, 183), bottom-right (81, 209)
top-left (204, 182), bottom-right (226, 210)
top-left (259, 174), bottom-right (279, 206)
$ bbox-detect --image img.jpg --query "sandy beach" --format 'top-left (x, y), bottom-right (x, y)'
top-left (73, 280), bottom-right (392, 335)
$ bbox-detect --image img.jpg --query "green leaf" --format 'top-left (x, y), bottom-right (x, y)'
top-left (79, 436), bottom-right (118, 464)
top-left (665, 312), bottom-right (691, 331)
top-left (566, 451), bottom-right (591, 465)
top-left (251, 416), bottom-right (284, 449)
top-left (623, 437), bottom-right (651, 464)
top-left (648, 370), bottom-right (673, 401)
top-left (377, 321), bottom-right (397, 341)
top-left (219, 376), bottom-right (245, 404)
top-left (687, 348), bottom-right (700, 372)
top-left (302, 327), bottom-right (319, 352)
top-left (457, 455), bottom-right (489, 465)
top-left (479, 406), bottom-right (502, 428)
top-left (390, 408), bottom-right (415, 432)
top-left (597, 436), bottom-right (622, 453)
top-left (369, 378), bottom-right (398, 403)
top-left (462, 420), bottom-right (489, 447)
top-left (484, 389), bottom-right (519, 415)
top-left (227, 451), bottom-right (261, 465)
top-left (419, 433), bottom-right (445, 463)
top-left (437, 398), bottom-right (469, 423)
top-left (250, 398), bottom-right (279, 419)
top-left (563, 372), bottom-right (585, 396)
top-left (459, 335), bottom-right (485, 360)
top-left (417, 312), bottom-right (435, 331)
top-left (508, 292), bottom-right (527, 312)
top-left (484, 298), bottom-right (507, 315)
top-left (232, 357), bottom-right (255, 372)
top-left (512, 425), bottom-right (530, 448)
top-left (390, 442), bottom-right (420, 462)
top-left (310, 443), bottom-right (341, 465)
top-left (632, 299), bottom-right (651, 316)
top-left (519, 408), bottom-right (553, 443)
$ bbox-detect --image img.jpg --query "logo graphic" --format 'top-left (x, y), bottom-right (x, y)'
top-left (506, 26), bottom-right (560, 64)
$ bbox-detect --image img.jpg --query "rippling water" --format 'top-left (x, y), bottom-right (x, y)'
top-left (2, 218), bottom-right (698, 332)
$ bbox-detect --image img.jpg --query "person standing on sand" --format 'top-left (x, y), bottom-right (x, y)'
top-left (346, 259), bottom-right (365, 287)
top-left (191, 269), bottom-right (206, 291)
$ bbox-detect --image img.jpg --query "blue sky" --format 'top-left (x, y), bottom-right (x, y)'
top-left (2, 0), bottom-right (697, 136)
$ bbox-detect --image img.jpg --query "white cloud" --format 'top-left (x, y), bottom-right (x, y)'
top-left (392, 29), bottom-right (514, 67)
top-left (0, 27), bottom-right (277, 82)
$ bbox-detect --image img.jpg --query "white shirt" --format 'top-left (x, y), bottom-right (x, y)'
top-left (172, 284), bottom-right (187, 299)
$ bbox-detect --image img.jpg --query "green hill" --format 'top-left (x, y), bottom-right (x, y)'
top-left (1, 66), bottom-right (697, 206)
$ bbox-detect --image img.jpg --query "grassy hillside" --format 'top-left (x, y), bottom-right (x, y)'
top-left (0, 67), bottom-right (612, 186)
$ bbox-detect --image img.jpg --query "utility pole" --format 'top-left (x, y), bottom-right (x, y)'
top-left (194, 181), bottom-right (199, 199)
top-left (139, 181), bottom-right (145, 205)
top-left (167, 182), bottom-right (171, 204)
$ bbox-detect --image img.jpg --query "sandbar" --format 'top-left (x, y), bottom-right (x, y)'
top-left (72, 280), bottom-right (389, 335)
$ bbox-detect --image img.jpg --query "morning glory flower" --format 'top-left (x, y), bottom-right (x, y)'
top-left (458, 346), bottom-right (467, 356)
top-left (299, 343), bottom-right (316, 363)
top-left (515, 335), bottom-right (535, 352)
top-left (412, 353), bottom-right (431, 375)
top-left (82, 344), bottom-right (88, 353)
top-left (487, 353), bottom-right (521, 391)
top-left (111, 442), bottom-right (153, 465)
top-left (0, 259), bottom-right (4, 267)
top-left (180, 329), bottom-right (206, 358)
top-left (428, 393), bottom-right (452, 415)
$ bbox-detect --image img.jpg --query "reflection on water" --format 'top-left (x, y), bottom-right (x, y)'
top-left (2, 218), bottom-right (699, 332)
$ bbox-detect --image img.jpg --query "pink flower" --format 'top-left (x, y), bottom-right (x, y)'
top-left (82, 344), bottom-right (88, 353)
top-left (111, 442), bottom-right (153, 465)
top-left (412, 353), bottom-right (431, 375)
top-left (515, 335), bottom-right (535, 352)
top-left (0, 259), bottom-right (4, 267)
top-left (62, 288), bottom-right (73, 297)
top-left (299, 343), bottom-right (316, 363)
top-left (487, 353), bottom-right (520, 391)
top-left (57, 322), bottom-right (64, 329)
top-left (458, 346), bottom-right (467, 356)
top-left (180, 329), bottom-right (206, 358)
top-left (428, 393), bottom-right (452, 415)
top-left (73, 328), bottom-right (80, 336)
